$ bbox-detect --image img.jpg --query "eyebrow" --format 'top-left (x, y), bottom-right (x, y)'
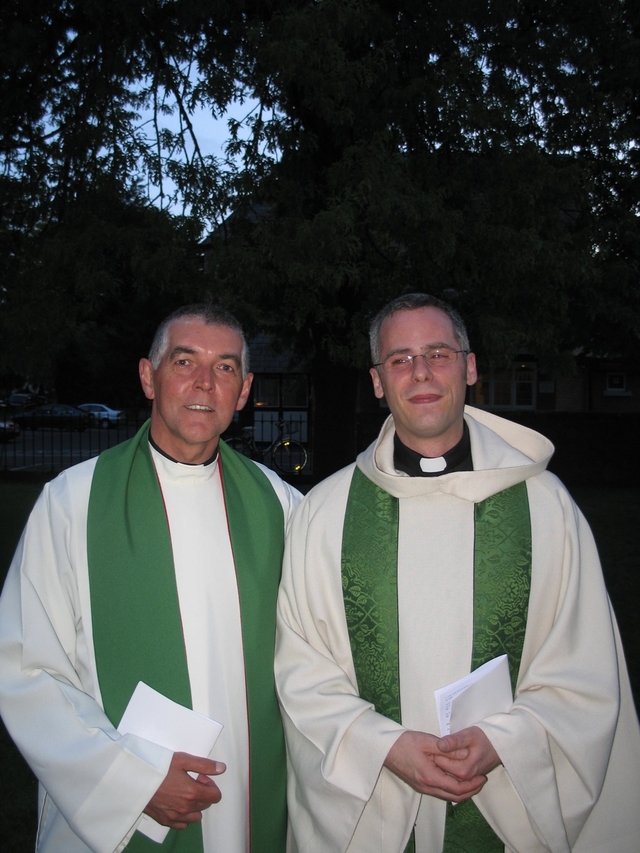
top-left (168, 346), bottom-right (197, 360)
top-left (218, 353), bottom-right (242, 366)
top-left (385, 341), bottom-right (455, 357)
top-left (168, 346), bottom-right (241, 366)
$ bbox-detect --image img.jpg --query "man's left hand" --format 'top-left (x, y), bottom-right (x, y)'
top-left (434, 726), bottom-right (501, 782)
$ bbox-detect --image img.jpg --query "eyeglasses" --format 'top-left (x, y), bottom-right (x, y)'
top-left (373, 347), bottom-right (469, 373)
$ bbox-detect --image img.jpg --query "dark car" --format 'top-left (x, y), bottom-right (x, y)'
top-left (0, 416), bottom-right (20, 442)
top-left (14, 404), bottom-right (91, 432)
top-left (8, 392), bottom-right (37, 408)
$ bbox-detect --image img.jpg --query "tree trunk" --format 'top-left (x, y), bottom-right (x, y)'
top-left (309, 355), bottom-right (361, 482)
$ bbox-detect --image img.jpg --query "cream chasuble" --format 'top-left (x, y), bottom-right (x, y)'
top-left (276, 408), bottom-right (640, 853)
top-left (150, 447), bottom-right (249, 852)
top-left (0, 430), bottom-right (301, 853)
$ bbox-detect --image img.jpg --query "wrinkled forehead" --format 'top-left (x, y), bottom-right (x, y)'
top-left (163, 319), bottom-right (243, 356)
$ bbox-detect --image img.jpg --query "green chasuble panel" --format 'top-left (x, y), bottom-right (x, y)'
top-left (342, 467), bottom-right (531, 853)
top-left (87, 424), bottom-right (287, 853)
top-left (342, 468), bottom-right (401, 725)
top-left (444, 480), bottom-right (531, 853)
top-left (218, 439), bottom-right (288, 853)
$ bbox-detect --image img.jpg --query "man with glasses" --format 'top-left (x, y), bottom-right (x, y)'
top-left (275, 293), bottom-right (639, 853)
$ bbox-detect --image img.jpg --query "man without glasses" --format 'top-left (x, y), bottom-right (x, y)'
top-left (275, 292), bottom-right (640, 852)
top-left (0, 304), bottom-right (301, 852)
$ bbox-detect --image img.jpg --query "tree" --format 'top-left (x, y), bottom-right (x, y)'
top-left (2, 0), bottom-right (638, 473)
top-left (205, 0), bottom-right (640, 471)
top-left (0, 0), bottom-right (239, 390)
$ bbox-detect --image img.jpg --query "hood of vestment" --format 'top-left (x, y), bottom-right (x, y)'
top-left (356, 405), bottom-right (554, 503)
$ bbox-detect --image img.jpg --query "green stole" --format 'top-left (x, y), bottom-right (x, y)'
top-left (342, 467), bottom-right (531, 853)
top-left (87, 422), bottom-right (288, 853)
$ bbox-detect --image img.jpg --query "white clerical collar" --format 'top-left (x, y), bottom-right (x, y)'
top-left (393, 425), bottom-right (473, 477)
top-left (419, 456), bottom-right (447, 473)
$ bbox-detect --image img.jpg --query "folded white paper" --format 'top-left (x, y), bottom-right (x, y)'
top-left (434, 654), bottom-right (513, 737)
top-left (118, 681), bottom-right (223, 843)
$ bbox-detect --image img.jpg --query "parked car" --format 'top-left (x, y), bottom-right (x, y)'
top-left (8, 392), bottom-right (37, 408)
top-left (78, 403), bottom-right (125, 428)
top-left (0, 416), bottom-right (20, 442)
top-left (14, 404), bottom-right (91, 432)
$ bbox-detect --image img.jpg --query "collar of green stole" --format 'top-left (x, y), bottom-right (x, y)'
top-left (341, 466), bottom-right (531, 853)
top-left (87, 422), bottom-right (288, 853)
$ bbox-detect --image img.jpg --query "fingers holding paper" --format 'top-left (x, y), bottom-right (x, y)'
top-left (383, 731), bottom-right (488, 802)
top-left (144, 751), bottom-right (226, 829)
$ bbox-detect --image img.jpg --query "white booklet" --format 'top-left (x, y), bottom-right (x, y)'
top-left (434, 654), bottom-right (513, 736)
top-left (118, 681), bottom-right (224, 843)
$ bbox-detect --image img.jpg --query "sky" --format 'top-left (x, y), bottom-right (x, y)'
top-left (137, 95), bottom-right (262, 225)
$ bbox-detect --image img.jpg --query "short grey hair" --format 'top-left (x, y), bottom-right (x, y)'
top-left (148, 304), bottom-right (250, 376)
top-left (369, 293), bottom-right (470, 365)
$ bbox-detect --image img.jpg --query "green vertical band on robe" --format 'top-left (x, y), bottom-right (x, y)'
top-left (87, 422), bottom-right (288, 853)
top-left (442, 480), bottom-right (531, 853)
top-left (218, 438), bottom-right (288, 853)
top-left (341, 467), bottom-right (531, 853)
top-left (341, 467), bottom-right (414, 853)
top-left (342, 468), bottom-right (401, 724)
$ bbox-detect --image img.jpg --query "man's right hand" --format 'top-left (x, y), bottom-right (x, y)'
top-left (383, 731), bottom-right (487, 802)
top-left (144, 752), bottom-right (226, 829)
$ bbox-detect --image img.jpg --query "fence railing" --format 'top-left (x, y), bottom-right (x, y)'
top-left (1, 412), bottom-right (313, 477)
top-left (0, 415), bottom-right (146, 474)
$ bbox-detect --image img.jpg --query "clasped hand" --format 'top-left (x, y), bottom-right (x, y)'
top-left (144, 751), bottom-right (226, 829)
top-left (383, 727), bottom-right (501, 802)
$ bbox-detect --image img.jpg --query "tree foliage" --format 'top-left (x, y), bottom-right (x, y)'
top-left (1, 0), bottom-right (639, 441)
top-left (1, 0), bottom-right (238, 385)
top-left (215, 0), bottom-right (639, 367)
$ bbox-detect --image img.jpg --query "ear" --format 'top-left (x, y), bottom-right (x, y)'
top-left (465, 352), bottom-right (478, 386)
top-left (236, 372), bottom-right (254, 411)
top-left (139, 359), bottom-right (156, 401)
top-left (369, 367), bottom-right (385, 400)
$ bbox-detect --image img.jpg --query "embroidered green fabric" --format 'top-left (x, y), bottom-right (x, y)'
top-left (442, 480), bottom-right (531, 852)
top-left (342, 467), bottom-right (531, 853)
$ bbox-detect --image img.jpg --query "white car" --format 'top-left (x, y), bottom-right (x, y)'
top-left (78, 403), bottom-right (124, 428)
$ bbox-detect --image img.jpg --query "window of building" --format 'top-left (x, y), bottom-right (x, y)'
top-left (253, 376), bottom-right (280, 408)
top-left (469, 361), bottom-right (537, 409)
top-left (250, 374), bottom-right (309, 441)
top-left (604, 373), bottom-right (629, 396)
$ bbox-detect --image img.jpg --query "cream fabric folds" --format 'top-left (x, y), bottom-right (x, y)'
top-left (275, 407), bottom-right (640, 853)
top-left (0, 450), bottom-right (301, 853)
top-left (150, 448), bottom-right (249, 852)
top-left (0, 457), bottom-right (169, 853)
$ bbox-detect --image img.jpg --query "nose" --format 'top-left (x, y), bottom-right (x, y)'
top-left (411, 354), bottom-right (433, 380)
top-left (194, 365), bottom-right (215, 391)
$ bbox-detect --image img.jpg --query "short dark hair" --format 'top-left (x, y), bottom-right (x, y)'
top-left (148, 304), bottom-right (250, 376)
top-left (369, 293), bottom-right (470, 365)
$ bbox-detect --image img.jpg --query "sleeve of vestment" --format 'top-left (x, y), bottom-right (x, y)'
top-left (251, 461), bottom-right (304, 532)
top-left (275, 473), bottom-right (407, 853)
top-left (0, 470), bottom-right (173, 853)
top-left (474, 475), bottom-right (640, 853)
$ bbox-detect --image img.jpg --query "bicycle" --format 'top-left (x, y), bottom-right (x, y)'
top-left (225, 419), bottom-right (308, 474)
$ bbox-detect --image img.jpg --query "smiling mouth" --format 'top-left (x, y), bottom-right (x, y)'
top-left (409, 394), bottom-right (441, 404)
top-left (185, 404), bottom-right (213, 411)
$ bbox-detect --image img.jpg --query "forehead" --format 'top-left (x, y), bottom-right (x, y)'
top-left (379, 307), bottom-right (457, 352)
top-left (163, 319), bottom-right (243, 356)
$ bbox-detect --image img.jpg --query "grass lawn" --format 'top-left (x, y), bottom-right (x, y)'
top-left (0, 480), bottom-right (638, 848)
